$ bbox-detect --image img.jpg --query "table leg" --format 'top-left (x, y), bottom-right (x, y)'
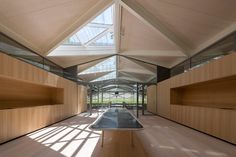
top-left (130, 130), bottom-right (134, 147)
top-left (101, 131), bottom-right (104, 147)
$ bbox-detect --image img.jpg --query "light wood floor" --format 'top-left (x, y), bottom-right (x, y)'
top-left (0, 111), bottom-right (148, 157)
top-left (0, 110), bottom-right (236, 157)
top-left (137, 114), bottom-right (236, 157)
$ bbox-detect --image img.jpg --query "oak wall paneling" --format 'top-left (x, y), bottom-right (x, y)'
top-left (0, 52), bottom-right (85, 144)
top-left (78, 85), bottom-right (88, 113)
top-left (147, 85), bottom-right (157, 114)
top-left (157, 79), bottom-right (171, 119)
top-left (156, 52), bottom-right (236, 144)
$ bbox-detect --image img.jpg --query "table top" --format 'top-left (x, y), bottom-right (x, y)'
top-left (90, 108), bottom-right (143, 130)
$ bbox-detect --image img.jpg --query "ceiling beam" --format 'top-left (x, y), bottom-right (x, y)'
top-left (118, 68), bottom-right (155, 75)
top-left (191, 23), bottom-right (236, 56)
top-left (75, 54), bottom-right (115, 66)
top-left (88, 23), bottom-right (112, 28)
top-left (119, 0), bottom-right (191, 56)
top-left (48, 55), bottom-right (112, 68)
top-left (48, 45), bottom-right (115, 56)
top-left (43, 0), bottom-right (113, 55)
top-left (0, 24), bottom-right (43, 54)
top-left (101, 84), bottom-right (134, 89)
top-left (50, 45), bottom-right (115, 51)
top-left (101, 85), bottom-right (134, 91)
top-left (118, 54), bottom-right (158, 66)
top-left (121, 50), bottom-right (186, 57)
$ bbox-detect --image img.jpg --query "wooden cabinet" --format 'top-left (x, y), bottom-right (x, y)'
top-left (170, 75), bottom-right (236, 109)
top-left (0, 52), bottom-right (79, 144)
top-left (170, 105), bottom-right (234, 143)
top-left (0, 75), bottom-right (64, 109)
top-left (157, 52), bottom-right (236, 144)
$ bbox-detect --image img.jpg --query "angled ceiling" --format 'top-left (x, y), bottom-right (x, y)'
top-left (76, 55), bottom-right (157, 84)
top-left (0, 0), bottom-right (235, 77)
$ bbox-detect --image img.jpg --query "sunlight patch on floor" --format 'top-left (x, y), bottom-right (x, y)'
top-left (75, 136), bottom-right (100, 157)
top-left (26, 113), bottom-right (102, 157)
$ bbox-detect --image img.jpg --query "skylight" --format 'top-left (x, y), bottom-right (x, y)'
top-left (91, 32), bottom-right (114, 46)
top-left (78, 56), bottom-right (116, 75)
top-left (48, 4), bottom-right (115, 56)
top-left (64, 5), bottom-right (114, 47)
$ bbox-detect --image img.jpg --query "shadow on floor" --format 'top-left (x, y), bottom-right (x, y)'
top-left (0, 111), bottom-right (148, 157)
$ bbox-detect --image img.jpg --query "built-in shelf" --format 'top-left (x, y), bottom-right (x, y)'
top-left (0, 75), bottom-right (64, 109)
top-left (170, 75), bottom-right (236, 109)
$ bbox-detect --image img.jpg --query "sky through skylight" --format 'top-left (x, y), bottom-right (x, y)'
top-left (64, 5), bottom-right (114, 47)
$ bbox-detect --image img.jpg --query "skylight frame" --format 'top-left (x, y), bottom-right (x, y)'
top-left (64, 4), bottom-right (115, 48)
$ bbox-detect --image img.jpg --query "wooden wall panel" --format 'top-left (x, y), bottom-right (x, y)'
top-left (231, 110), bottom-right (236, 143)
top-left (169, 105), bottom-right (234, 143)
top-left (157, 52), bottom-right (236, 144)
top-left (0, 53), bottom-right (78, 144)
top-left (157, 79), bottom-right (170, 118)
top-left (171, 76), bottom-right (236, 109)
top-left (171, 53), bottom-right (236, 88)
top-left (78, 85), bottom-right (87, 113)
top-left (147, 85), bottom-right (157, 114)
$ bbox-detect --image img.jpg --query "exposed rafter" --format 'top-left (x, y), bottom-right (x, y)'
top-left (0, 24), bottom-right (43, 54)
top-left (119, 54), bottom-right (158, 66)
top-left (192, 23), bottom-right (236, 56)
top-left (44, 0), bottom-right (113, 55)
top-left (48, 55), bottom-right (112, 68)
top-left (76, 54), bottom-right (115, 66)
top-left (119, 0), bottom-right (191, 56)
top-left (48, 45), bottom-right (115, 56)
top-left (87, 23), bottom-right (112, 28)
top-left (121, 50), bottom-right (186, 57)
top-left (118, 68), bottom-right (155, 75)
top-left (101, 84), bottom-right (135, 91)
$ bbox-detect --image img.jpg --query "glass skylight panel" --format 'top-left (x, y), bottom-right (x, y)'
top-left (92, 6), bottom-right (113, 24)
top-left (91, 71), bottom-right (116, 82)
top-left (63, 35), bottom-right (81, 45)
top-left (92, 32), bottom-right (114, 46)
top-left (79, 27), bottom-right (106, 44)
top-left (63, 5), bottom-right (114, 46)
top-left (79, 56), bottom-right (116, 75)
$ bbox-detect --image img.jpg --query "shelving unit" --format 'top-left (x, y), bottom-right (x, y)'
top-left (171, 75), bottom-right (236, 109)
top-left (0, 75), bottom-right (64, 109)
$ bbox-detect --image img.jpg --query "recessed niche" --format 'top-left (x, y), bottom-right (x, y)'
top-left (0, 75), bottom-right (64, 109)
top-left (171, 75), bottom-right (236, 109)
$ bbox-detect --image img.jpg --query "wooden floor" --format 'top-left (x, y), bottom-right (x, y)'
top-left (137, 114), bottom-right (236, 157)
top-left (0, 110), bottom-right (235, 157)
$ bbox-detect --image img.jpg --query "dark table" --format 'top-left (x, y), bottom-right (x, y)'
top-left (90, 108), bottom-right (143, 147)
